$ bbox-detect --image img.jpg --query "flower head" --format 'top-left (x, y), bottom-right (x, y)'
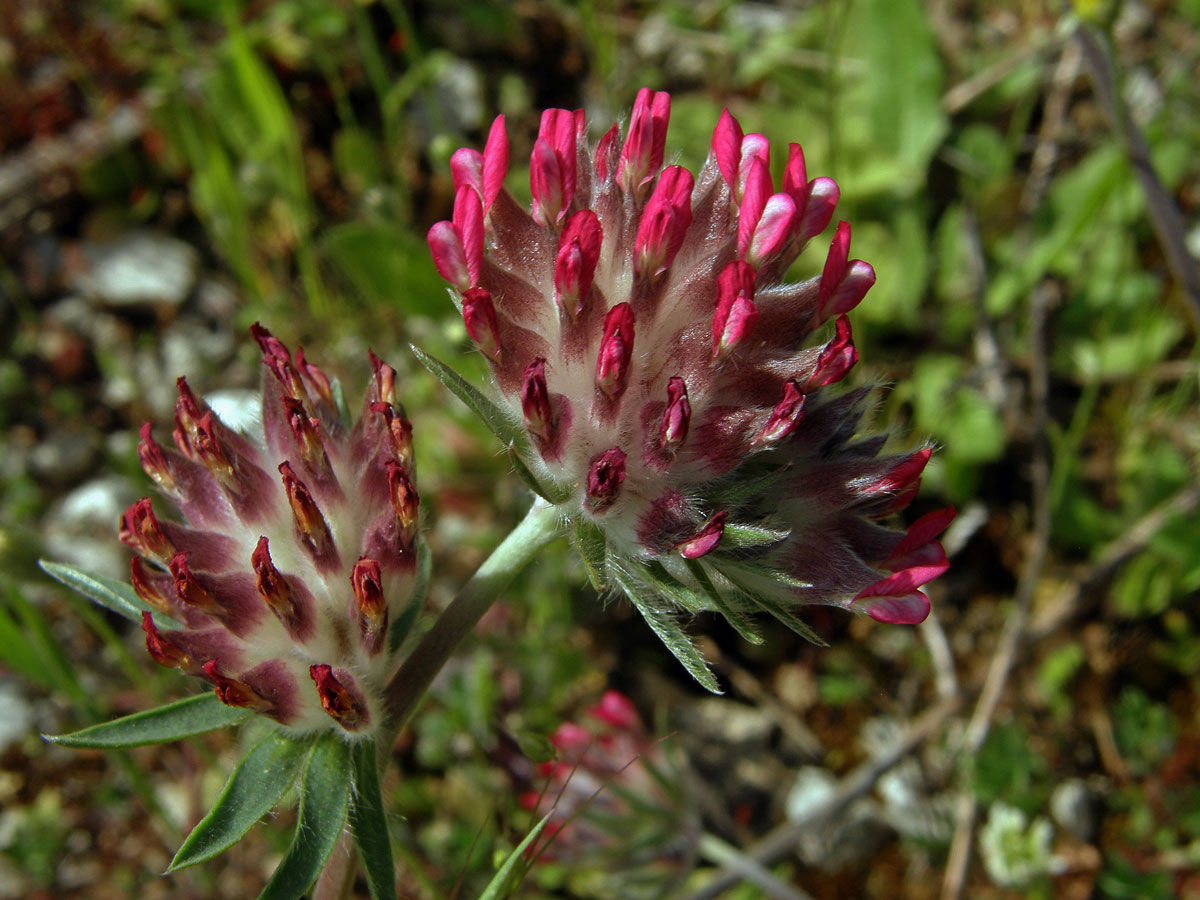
top-left (125, 326), bottom-right (420, 735)
top-left (427, 92), bottom-right (952, 681)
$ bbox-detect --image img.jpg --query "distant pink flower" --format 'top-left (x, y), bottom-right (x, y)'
top-left (519, 691), bottom-right (695, 873)
top-left (125, 326), bottom-right (420, 734)
top-left (428, 91), bottom-right (952, 662)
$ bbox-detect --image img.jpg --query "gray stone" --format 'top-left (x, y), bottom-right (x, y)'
top-left (71, 229), bottom-right (199, 308)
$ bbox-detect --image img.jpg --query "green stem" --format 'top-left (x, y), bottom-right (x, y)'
top-left (380, 498), bottom-right (561, 733)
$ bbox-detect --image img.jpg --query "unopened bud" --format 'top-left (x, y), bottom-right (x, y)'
top-left (386, 460), bottom-right (419, 545)
top-left (279, 462), bottom-right (338, 568)
top-left (757, 381), bottom-right (806, 445)
top-left (138, 423), bottom-right (176, 493)
top-left (309, 664), bottom-right (369, 731)
top-left (712, 261), bottom-right (758, 358)
top-left (352, 557), bottom-right (387, 655)
top-left (658, 376), bottom-right (690, 453)
top-left (596, 303), bottom-right (635, 400)
top-left (586, 448), bottom-right (627, 512)
top-left (676, 511), bottom-right (727, 559)
top-left (204, 660), bottom-right (275, 714)
top-left (252, 536), bottom-right (304, 636)
top-left (462, 287), bottom-right (502, 361)
top-left (120, 498), bottom-right (175, 562)
top-left (169, 551), bottom-right (221, 615)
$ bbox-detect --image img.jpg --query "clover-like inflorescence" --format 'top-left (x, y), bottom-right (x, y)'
top-left (124, 326), bottom-right (420, 735)
top-left (428, 89), bottom-right (953, 646)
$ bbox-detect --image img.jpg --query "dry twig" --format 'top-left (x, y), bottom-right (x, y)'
top-left (1075, 24), bottom-right (1200, 330)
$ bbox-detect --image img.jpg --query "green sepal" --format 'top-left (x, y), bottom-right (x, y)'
top-left (683, 559), bottom-right (765, 645)
top-left (45, 693), bottom-right (253, 748)
top-left (477, 813), bottom-right (552, 900)
top-left (704, 465), bottom-right (786, 506)
top-left (641, 561), bottom-right (707, 614)
top-left (507, 445), bottom-right (570, 504)
top-left (718, 523), bottom-right (791, 551)
top-left (611, 566), bottom-right (721, 694)
top-left (410, 345), bottom-right (522, 446)
top-left (712, 561), bottom-right (827, 646)
top-left (349, 740), bottom-right (396, 900)
top-left (39, 559), bottom-right (167, 626)
top-left (330, 376), bottom-right (352, 430)
top-left (571, 519), bottom-right (609, 592)
top-left (169, 729), bottom-right (312, 872)
top-left (258, 733), bottom-right (352, 900)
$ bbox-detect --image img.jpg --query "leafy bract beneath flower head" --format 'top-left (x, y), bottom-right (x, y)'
top-left (426, 90), bottom-right (953, 683)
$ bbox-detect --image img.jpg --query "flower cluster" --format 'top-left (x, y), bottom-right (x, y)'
top-left (121, 326), bottom-right (420, 735)
top-left (428, 89), bottom-right (953, 641)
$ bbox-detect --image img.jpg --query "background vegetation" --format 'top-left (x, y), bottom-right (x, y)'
top-left (1, 1), bottom-right (1198, 898)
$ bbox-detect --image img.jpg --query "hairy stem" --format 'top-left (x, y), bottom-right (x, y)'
top-left (380, 498), bottom-right (561, 733)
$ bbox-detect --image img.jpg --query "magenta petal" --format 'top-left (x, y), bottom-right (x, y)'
top-left (676, 511), bottom-right (727, 559)
top-left (450, 147), bottom-right (483, 196)
top-left (782, 143), bottom-right (808, 205)
top-left (746, 193), bottom-right (797, 269)
top-left (796, 177), bottom-right (839, 246)
top-left (530, 137), bottom-right (563, 227)
top-left (736, 157), bottom-right (770, 258)
top-left (712, 108), bottom-right (743, 189)
top-left (856, 590), bottom-right (931, 625)
top-left (482, 114), bottom-right (509, 212)
top-left (887, 507), bottom-right (957, 564)
top-left (452, 186), bottom-right (484, 287)
top-left (427, 221), bottom-right (470, 291)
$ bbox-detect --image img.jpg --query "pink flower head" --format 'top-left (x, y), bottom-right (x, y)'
top-left (427, 92), bottom-right (952, 684)
top-left (123, 325), bottom-right (422, 734)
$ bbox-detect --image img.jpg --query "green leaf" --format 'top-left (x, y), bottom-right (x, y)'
top-left (46, 693), bottom-right (253, 748)
top-left (611, 566), bottom-right (721, 693)
top-left (410, 345), bottom-right (522, 447)
top-left (477, 813), bottom-right (552, 900)
top-left (0, 601), bottom-right (46, 688)
top-left (710, 561), bottom-right (826, 646)
top-left (349, 740), bottom-right (396, 900)
top-left (506, 445), bottom-right (569, 504)
top-left (39, 559), bottom-right (163, 625)
top-left (322, 223), bottom-right (446, 316)
top-left (719, 523), bottom-right (791, 551)
top-left (683, 559), bottom-right (764, 645)
top-left (169, 730), bottom-right (311, 872)
top-left (571, 519), bottom-right (609, 592)
top-left (258, 733), bottom-right (352, 900)
top-left (2, 584), bottom-right (85, 702)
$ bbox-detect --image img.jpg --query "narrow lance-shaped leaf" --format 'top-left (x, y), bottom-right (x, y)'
top-left (477, 813), bottom-right (553, 900)
top-left (410, 345), bottom-right (523, 447)
top-left (711, 560), bottom-right (826, 646)
top-left (46, 693), bottom-right (253, 749)
top-left (507, 445), bottom-right (571, 504)
top-left (349, 740), bottom-right (397, 900)
top-left (258, 733), bottom-right (352, 900)
top-left (718, 523), bottom-right (791, 551)
top-left (39, 559), bottom-right (165, 625)
top-left (683, 558), bottom-right (765, 645)
top-left (610, 566), bottom-right (721, 694)
top-left (571, 519), bottom-right (609, 592)
top-left (169, 730), bottom-right (312, 872)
